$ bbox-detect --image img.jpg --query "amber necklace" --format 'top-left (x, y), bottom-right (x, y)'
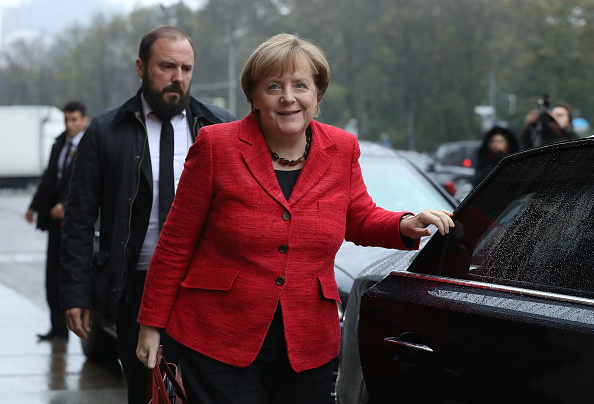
top-left (268, 127), bottom-right (312, 166)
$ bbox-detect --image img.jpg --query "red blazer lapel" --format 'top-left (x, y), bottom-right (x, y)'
top-left (288, 120), bottom-right (332, 205)
top-left (239, 114), bottom-right (288, 208)
top-left (237, 115), bottom-right (335, 208)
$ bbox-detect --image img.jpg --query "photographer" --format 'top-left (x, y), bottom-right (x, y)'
top-left (522, 98), bottom-right (578, 149)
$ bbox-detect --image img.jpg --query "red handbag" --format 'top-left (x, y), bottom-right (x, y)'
top-left (148, 345), bottom-right (188, 404)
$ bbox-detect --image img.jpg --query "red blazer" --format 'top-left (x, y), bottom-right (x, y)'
top-left (138, 113), bottom-right (418, 372)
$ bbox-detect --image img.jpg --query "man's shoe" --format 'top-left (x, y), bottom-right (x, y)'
top-left (37, 329), bottom-right (69, 341)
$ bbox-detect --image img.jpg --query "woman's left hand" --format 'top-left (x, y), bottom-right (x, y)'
top-left (400, 209), bottom-right (454, 239)
top-left (136, 324), bottom-right (161, 369)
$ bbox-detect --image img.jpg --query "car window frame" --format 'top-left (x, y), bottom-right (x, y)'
top-left (406, 138), bottom-right (594, 300)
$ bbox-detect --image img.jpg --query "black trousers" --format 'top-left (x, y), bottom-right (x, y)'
top-left (178, 307), bottom-right (334, 404)
top-left (116, 270), bottom-right (180, 404)
top-left (46, 220), bottom-right (68, 336)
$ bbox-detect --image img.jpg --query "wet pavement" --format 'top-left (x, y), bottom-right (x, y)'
top-left (0, 189), bottom-right (127, 403)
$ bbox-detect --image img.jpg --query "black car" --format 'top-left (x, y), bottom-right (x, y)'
top-left (345, 138), bottom-right (594, 403)
top-left (433, 140), bottom-right (481, 168)
top-left (398, 150), bottom-right (475, 202)
top-left (81, 140), bottom-right (457, 401)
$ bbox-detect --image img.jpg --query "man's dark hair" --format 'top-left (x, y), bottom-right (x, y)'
top-left (63, 101), bottom-right (86, 116)
top-left (138, 25), bottom-right (195, 66)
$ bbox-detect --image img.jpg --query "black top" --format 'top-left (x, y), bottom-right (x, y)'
top-left (275, 169), bottom-right (301, 200)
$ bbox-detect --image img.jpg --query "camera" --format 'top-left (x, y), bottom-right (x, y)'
top-left (530, 94), bottom-right (559, 147)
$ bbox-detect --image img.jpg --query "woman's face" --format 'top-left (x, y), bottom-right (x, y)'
top-left (252, 63), bottom-right (318, 142)
top-left (490, 134), bottom-right (508, 154)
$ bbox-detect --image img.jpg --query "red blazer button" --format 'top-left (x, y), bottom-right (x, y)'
top-left (275, 276), bottom-right (285, 286)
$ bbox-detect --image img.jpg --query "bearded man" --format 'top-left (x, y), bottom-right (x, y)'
top-left (60, 25), bottom-right (234, 404)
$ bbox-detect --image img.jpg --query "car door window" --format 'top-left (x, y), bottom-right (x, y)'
top-left (408, 140), bottom-right (594, 299)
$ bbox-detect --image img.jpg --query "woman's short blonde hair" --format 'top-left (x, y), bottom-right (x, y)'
top-left (240, 33), bottom-right (330, 115)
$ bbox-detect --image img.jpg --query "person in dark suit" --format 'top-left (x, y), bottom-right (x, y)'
top-left (26, 100), bottom-right (88, 341)
top-left (60, 26), bottom-right (234, 404)
top-left (136, 33), bottom-right (454, 404)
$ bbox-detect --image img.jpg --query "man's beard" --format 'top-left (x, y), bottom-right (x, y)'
top-left (142, 72), bottom-right (191, 118)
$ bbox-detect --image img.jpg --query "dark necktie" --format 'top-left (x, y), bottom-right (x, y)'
top-left (64, 141), bottom-right (74, 171)
top-left (57, 141), bottom-right (72, 193)
top-left (154, 113), bottom-right (174, 233)
top-left (62, 141), bottom-right (73, 171)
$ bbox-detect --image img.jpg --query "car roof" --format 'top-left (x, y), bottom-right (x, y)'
top-left (358, 140), bottom-right (403, 157)
top-left (438, 139), bottom-right (481, 147)
top-left (397, 149), bottom-right (475, 174)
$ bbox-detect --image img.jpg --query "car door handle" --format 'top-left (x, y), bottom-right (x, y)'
top-left (383, 336), bottom-right (434, 353)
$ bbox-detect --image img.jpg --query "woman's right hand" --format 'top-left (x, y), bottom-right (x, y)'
top-left (136, 324), bottom-right (161, 369)
top-left (400, 209), bottom-right (454, 239)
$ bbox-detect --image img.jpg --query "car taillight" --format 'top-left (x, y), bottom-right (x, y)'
top-left (462, 158), bottom-right (472, 167)
top-left (443, 180), bottom-right (456, 196)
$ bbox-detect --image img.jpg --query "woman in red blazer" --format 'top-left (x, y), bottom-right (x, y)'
top-left (137, 33), bottom-right (454, 403)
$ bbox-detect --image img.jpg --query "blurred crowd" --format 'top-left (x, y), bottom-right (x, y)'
top-left (472, 100), bottom-right (580, 186)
